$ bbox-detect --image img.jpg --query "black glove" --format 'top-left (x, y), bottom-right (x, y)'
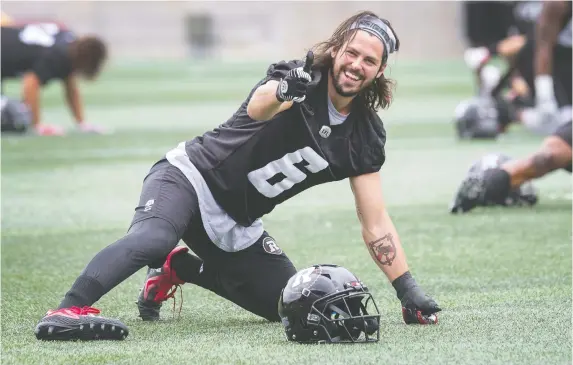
top-left (275, 51), bottom-right (314, 103)
top-left (400, 286), bottom-right (441, 325)
top-left (393, 271), bottom-right (441, 325)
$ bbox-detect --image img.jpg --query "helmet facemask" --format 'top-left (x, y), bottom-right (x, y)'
top-left (298, 283), bottom-right (381, 344)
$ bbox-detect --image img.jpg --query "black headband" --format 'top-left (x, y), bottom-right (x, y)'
top-left (349, 15), bottom-right (399, 61)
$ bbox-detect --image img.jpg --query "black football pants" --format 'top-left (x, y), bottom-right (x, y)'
top-left (515, 38), bottom-right (572, 108)
top-left (58, 159), bottom-right (297, 322)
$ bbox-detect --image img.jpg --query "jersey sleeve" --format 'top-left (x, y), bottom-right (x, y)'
top-left (31, 45), bottom-right (72, 85)
top-left (360, 140), bottom-right (386, 174)
top-left (356, 112), bottom-right (387, 174)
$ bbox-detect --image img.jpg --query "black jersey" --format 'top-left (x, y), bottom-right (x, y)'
top-left (511, 1), bottom-right (543, 36)
top-left (557, 1), bottom-right (572, 48)
top-left (1, 23), bottom-right (76, 84)
top-left (185, 60), bottom-right (387, 226)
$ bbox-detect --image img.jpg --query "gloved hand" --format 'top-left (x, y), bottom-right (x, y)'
top-left (393, 271), bottom-right (441, 325)
top-left (400, 285), bottom-right (441, 325)
top-left (275, 51), bottom-right (314, 103)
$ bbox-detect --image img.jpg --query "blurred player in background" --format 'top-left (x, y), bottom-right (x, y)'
top-left (455, 0), bottom-right (571, 139)
top-left (451, 1), bottom-right (572, 213)
top-left (462, 1), bottom-right (527, 97)
top-left (1, 22), bottom-right (108, 136)
top-left (34, 10), bottom-right (441, 342)
top-left (456, 1), bottom-right (532, 139)
top-left (463, 1), bottom-right (516, 49)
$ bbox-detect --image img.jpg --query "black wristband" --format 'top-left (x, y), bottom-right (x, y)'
top-left (392, 271), bottom-right (417, 301)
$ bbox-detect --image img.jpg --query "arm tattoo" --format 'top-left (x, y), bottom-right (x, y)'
top-left (532, 151), bottom-right (558, 175)
top-left (367, 233), bottom-right (396, 266)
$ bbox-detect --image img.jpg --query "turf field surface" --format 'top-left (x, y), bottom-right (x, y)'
top-left (1, 59), bottom-right (571, 365)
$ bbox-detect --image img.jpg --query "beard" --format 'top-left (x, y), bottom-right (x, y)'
top-left (330, 66), bottom-right (373, 97)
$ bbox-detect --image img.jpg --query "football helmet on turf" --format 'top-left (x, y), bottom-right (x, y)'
top-left (1, 96), bottom-right (31, 133)
top-left (450, 153), bottom-right (539, 213)
top-left (454, 97), bottom-right (514, 139)
top-left (278, 264), bottom-right (380, 344)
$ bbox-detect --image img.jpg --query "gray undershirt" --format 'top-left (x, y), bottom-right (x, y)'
top-left (327, 95), bottom-right (348, 126)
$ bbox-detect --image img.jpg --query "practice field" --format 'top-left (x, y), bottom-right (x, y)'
top-left (1, 59), bottom-right (571, 365)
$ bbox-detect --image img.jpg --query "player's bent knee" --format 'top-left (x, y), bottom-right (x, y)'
top-left (259, 306), bottom-right (281, 322)
top-left (126, 217), bottom-right (180, 262)
top-left (257, 265), bottom-right (296, 322)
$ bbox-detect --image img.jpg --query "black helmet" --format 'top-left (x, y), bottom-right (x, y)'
top-left (278, 264), bottom-right (380, 344)
top-left (1, 96), bottom-right (31, 134)
top-left (450, 152), bottom-right (539, 213)
top-left (468, 153), bottom-right (538, 206)
top-left (454, 97), bottom-right (510, 140)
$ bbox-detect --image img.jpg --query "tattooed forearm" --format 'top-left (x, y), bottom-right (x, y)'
top-left (367, 233), bottom-right (397, 266)
top-left (531, 151), bottom-right (558, 176)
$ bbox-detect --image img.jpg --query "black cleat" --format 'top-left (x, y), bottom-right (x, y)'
top-left (35, 306), bottom-right (129, 341)
top-left (136, 246), bottom-right (188, 321)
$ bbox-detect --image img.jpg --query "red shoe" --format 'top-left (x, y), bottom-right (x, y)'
top-left (34, 124), bottom-right (66, 136)
top-left (136, 246), bottom-right (188, 321)
top-left (35, 306), bottom-right (128, 341)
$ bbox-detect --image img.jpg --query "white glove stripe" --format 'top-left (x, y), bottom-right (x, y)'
top-left (295, 68), bottom-right (312, 82)
top-left (289, 68), bottom-right (311, 82)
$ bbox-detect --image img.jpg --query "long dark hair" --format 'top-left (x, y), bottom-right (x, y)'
top-left (310, 11), bottom-right (399, 111)
top-left (70, 35), bottom-right (108, 80)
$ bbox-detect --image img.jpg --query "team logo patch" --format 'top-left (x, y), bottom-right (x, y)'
top-left (144, 199), bottom-right (155, 212)
top-left (262, 237), bottom-right (282, 255)
top-left (319, 125), bottom-right (331, 138)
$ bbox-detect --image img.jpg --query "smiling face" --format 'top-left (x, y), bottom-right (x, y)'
top-left (329, 30), bottom-right (386, 97)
